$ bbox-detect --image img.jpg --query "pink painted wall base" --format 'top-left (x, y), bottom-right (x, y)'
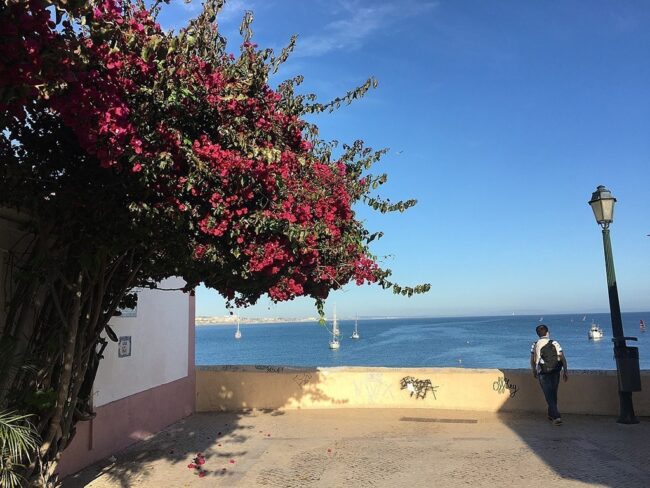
top-left (57, 375), bottom-right (195, 478)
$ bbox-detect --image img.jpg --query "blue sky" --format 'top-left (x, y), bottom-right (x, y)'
top-left (158, 0), bottom-right (650, 318)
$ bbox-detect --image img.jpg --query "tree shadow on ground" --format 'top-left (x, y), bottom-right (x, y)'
top-left (61, 366), bottom-right (348, 487)
top-left (62, 412), bottom-right (250, 487)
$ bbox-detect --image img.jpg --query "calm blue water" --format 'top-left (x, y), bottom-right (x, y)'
top-left (195, 312), bottom-right (650, 370)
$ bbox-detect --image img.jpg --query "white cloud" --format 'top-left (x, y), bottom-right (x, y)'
top-left (295, 0), bottom-right (438, 58)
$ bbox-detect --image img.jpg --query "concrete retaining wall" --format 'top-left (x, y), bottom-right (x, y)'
top-left (196, 365), bottom-right (650, 416)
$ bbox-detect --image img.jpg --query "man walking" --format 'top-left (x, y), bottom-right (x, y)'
top-left (531, 324), bottom-right (568, 425)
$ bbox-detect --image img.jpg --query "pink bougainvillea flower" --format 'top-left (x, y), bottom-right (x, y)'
top-left (198, 471), bottom-right (206, 478)
top-left (188, 463), bottom-right (196, 469)
top-left (229, 459), bottom-right (235, 464)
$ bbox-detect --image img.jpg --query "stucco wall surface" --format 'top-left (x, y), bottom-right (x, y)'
top-left (93, 277), bottom-right (190, 406)
top-left (196, 366), bottom-right (650, 416)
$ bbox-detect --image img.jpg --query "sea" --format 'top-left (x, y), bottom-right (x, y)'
top-left (195, 312), bottom-right (650, 370)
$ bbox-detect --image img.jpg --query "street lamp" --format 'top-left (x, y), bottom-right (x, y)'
top-left (588, 185), bottom-right (641, 424)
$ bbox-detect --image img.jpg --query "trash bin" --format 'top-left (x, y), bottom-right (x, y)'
top-left (614, 346), bottom-right (642, 392)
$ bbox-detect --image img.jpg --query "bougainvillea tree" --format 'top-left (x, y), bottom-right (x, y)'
top-left (0, 0), bottom-right (429, 484)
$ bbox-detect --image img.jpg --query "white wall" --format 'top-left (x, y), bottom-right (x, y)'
top-left (93, 277), bottom-right (190, 407)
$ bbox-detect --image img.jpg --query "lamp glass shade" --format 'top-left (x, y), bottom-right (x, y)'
top-left (588, 185), bottom-right (616, 225)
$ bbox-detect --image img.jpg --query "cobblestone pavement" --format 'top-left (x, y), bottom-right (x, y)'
top-left (63, 409), bottom-right (650, 488)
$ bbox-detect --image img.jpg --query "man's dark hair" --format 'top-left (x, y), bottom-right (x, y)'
top-left (536, 324), bottom-right (549, 337)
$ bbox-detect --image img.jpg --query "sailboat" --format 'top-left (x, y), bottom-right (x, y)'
top-left (641, 320), bottom-right (647, 332)
top-left (234, 316), bottom-right (242, 339)
top-left (329, 307), bottom-right (340, 349)
top-left (351, 316), bottom-right (360, 339)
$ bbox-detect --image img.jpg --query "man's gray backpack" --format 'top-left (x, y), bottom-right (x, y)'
top-left (539, 341), bottom-right (561, 374)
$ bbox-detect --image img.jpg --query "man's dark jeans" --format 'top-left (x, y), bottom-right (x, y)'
top-left (538, 370), bottom-right (561, 419)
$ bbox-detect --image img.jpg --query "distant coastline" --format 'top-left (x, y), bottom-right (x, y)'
top-left (195, 315), bottom-right (319, 326)
top-left (194, 315), bottom-right (418, 326)
top-left (194, 311), bottom-right (649, 327)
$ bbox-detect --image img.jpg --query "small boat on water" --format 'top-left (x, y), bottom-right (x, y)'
top-left (641, 320), bottom-right (647, 332)
top-left (329, 307), bottom-right (340, 349)
top-left (351, 316), bottom-right (360, 340)
top-left (588, 322), bottom-right (604, 340)
top-left (234, 316), bottom-right (242, 340)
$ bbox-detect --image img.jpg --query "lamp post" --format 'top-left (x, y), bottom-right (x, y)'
top-left (588, 185), bottom-right (641, 424)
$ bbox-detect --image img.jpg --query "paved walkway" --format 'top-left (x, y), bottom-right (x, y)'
top-left (63, 409), bottom-right (649, 488)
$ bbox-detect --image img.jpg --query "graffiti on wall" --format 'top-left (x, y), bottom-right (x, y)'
top-left (293, 373), bottom-right (312, 387)
top-left (254, 365), bottom-right (285, 374)
top-left (493, 376), bottom-right (519, 398)
top-left (353, 372), bottom-right (395, 404)
top-left (400, 376), bottom-right (438, 400)
top-left (219, 365), bottom-right (243, 372)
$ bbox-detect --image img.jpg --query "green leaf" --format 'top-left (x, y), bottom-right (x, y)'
top-left (22, 390), bottom-right (57, 411)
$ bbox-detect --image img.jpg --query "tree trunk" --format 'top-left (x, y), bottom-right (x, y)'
top-left (39, 272), bottom-right (83, 462)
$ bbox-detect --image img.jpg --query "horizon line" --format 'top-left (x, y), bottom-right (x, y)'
top-left (195, 310), bottom-right (650, 321)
